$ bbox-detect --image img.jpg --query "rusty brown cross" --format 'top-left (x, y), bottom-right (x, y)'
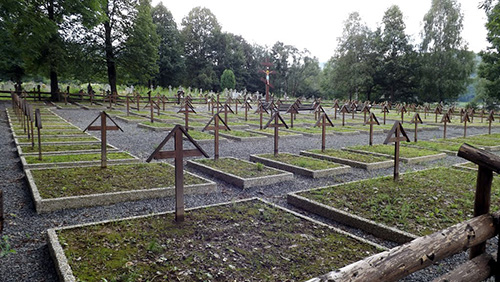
top-left (35, 109), bottom-right (43, 160)
top-left (434, 106), bottom-right (442, 123)
top-left (26, 104), bottom-right (34, 147)
top-left (410, 113), bottom-right (423, 142)
top-left (242, 101), bottom-right (252, 121)
top-left (399, 105), bottom-right (407, 123)
top-left (424, 105), bottom-right (430, 119)
top-left (350, 102), bottom-right (357, 119)
top-left (462, 111), bottom-right (471, 138)
top-left (469, 108), bottom-right (476, 123)
top-left (221, 103), bottom-right (234, 125)
top-left (340, 105), bottom-right (349, 126)
top-left (203, 112), bottom-right (231, 160)
top-left (441, 112), bottom-right (451, 139)
top-left (314, 112), bottom-right (334, 152)
top-left (381, 105), bottom-right (390, 125)
top-left (479, 109), bottom-right (486, 123)
top-left (459, 108), bottom-right (465, 123)
top-left (264, 111), bottom-right (289, 156)
top-left (84, 111), bottom-right (123, 168)
top-left (364, 112), bottom-right (380, 146)
top-left (178, 99), bottom-right (196, 131)
top-left (254, 103), bottom-right (269, 130)
top-left (146, 125), bottom-right (209, 222)
top-left (383, 121), bottom-right (410, 181)
top-left (314, 104), bottom-right (325, 121)
top-left (286, 103), bottom-right (300, 128)
top-left (361, 104), bottom-right (370, 123)
top-left (487, 111), bottom-right (495, 135)
top-left (332, 100), bottom-right (340, 120)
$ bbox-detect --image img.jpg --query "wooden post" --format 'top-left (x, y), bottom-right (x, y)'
top-left (178, 100), bottom-right (196, 132)
top-left (457, 143), bottom-right (500, 260)
top-left (146, 125), bottom-right (209, 222)
top-left (487, 111), bottom-right (494, 135)
top-left (84, 111), bottom-right (123, 168)
top-left (243, 101), bottom-right (252, 121)
top-left (434, 106), bottom-right (442, 123)
top-left (264, 112), bottom-right (288, 156)
top-left (399, 105), bottom-right (407, 124)
top-left (37, 85), bottom-right (41, 101)
top-left (383, 121), bottom-right (410, 181)
top-left (315, 113), bottom-right (334, 152)
top-left (410, 113), bottom-right (423, 143)
top-left (381, 105), bottom-right (389, 125)
top-left (463, 112), bottom-right (471, 138)
top-left (441, 113), bottom-right (451, 139)
top-left (255, 103), bottom-right (268, 130)
top-left (203, 113), bottom-right (230, 161)
top-left (340, 105), bottom-right (349, 126)
top-left (365, 113), bottom-right (380, 146)
top-left (35, 109), bottom-right (42, 160)
top-left (332, 100), bottom-right (339, 120)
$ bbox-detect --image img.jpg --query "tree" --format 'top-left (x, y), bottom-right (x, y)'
top-left (478, 1), bottom-right (500, 104)
top-left (419, 0), bottom-right (474, 102)
top-left (220, 69), bottom-right (236, 90)
top-left (119, 0), bottom-right (159, 85)
top-left (377, 5), bottom-right (418, 102)
top-left (152, 3), bottom-right (185, 88)
top-left (181, 7), bottom-right (222, 90)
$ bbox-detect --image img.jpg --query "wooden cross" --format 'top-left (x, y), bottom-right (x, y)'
top-left (361, 105), bottom-right (370, 123)
top-left (424, 105), bottom-right (430, 119)
top-left (364, 112), bottom-right (380, 146)
top-left (126, 94), bottom-right (132, 116)
top-left (135, 92), bottom-right (141, 110)
top-left (480, 109), bottom-right (486, 123)
top-left (441, 113), bottom-right (451, 139)
top-left (399, 105), bottom-right (407, 123)
top-left (314, 112), bottom-right (334, 152)
top-left (462, 111), bottom-right (471, 138)
top-left (35, 109), bottom-right (42, 160)
top-left (381, 105), bottom-right (390, 125)
top-left (242, 101), bottom-right (252, 121)
top-left (146, 125), bottom-right (209, 222)
top-left (340, 105), bottom-right (349, 126)
top-left (233, 98), bottom-right (241, 115)
top-left (350, 102), bottom-right (357, 119)
top-left (332, 100), bottom-right (339, 120)
top-left (383, 121), bottom-right (410, 181)
top-left (469, 108), bottom-right (475, 123)
top-left (220, 103), bottom-right (234, 125)
top-left (487, 111), bottom-right (495, 135)
top-left (410, 113), bottom-right (423, 142)
top-left (286, 103), bottom-right (299, 128)
top-left (203, 113), bottom-right (231, 160)
top-left (254, 103), bottom-right (269, 129)
top-left (314, 105), bottom-right (325, 121)
top-left (84, 111), bottom-right (123, 168)
top-left (459, 108), bottom-right (465, 123)
top-left (178, 100), bottom-right (196, 131)
top-left (264, 111), bottom-right (289, 156)
top-left (434, 106), bottom-right (442, 123)
top-left (27, 104), bottom-right (34, 147)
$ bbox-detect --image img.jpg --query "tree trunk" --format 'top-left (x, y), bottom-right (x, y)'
top-left (104, 21), bottom-right (118, 95)
top-left (48, 0), bottom-right (60, 101)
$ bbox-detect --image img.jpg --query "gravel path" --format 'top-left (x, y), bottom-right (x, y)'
top-left (0, 100), bottom-right (499, 281)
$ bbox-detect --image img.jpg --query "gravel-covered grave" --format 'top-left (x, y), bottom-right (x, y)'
top-left (1, 100), bottom-right (500, 281)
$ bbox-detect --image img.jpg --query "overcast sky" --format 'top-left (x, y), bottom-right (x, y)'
top-left (152, 0), bottom-right (488, 63)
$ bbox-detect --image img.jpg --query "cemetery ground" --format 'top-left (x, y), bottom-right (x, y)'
top-left (1, 101), bottom-right (500, 281)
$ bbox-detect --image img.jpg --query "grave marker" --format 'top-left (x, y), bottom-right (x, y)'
top-left (84, 111), bottom-right (123, 168)
top-left (264, 111), bottom-right (289, 156)
top-left (178, 100), bottom-right (196, 131)
top-left (399, 105), bottom-right (407, 123)
top-left (410, 113), bottom-right (423, 142)
top-left (441, 113), bottom-right (451, 139)
top-left (487, 111), bottom-right (495, 135)
top-left (255, 103), bottom-right (269, 129)
top-left (381, 105), bottom-right (390, 125)
top-left (146, 125), bottom-right (209, 222)
top-left (35, 109), bottom-right (42, 160)
top-left (361, 105), bottom-right (370, 123)
top-left (221, 103), bottom-right (234, 125)
top-left (340, 105), bottom-right (349, 126)
top-left (332, 100), bottom-right (339, 120)
top-left (203, 112), bottom-right (231, 160)
top-left (383, 121), bottom-right (410, 181)
top-left (434, 106), bottom-right (442, 123)
top-left (462, 111), bottom-right (471, 138)
top-left (286, 103), bottom-right (299, 128)
top-left (364, 112), bottom-right (380, 146)
top-left (314, 112), bottom-right (334, 152)
top-left (242, 101), bottom-right (252, 121)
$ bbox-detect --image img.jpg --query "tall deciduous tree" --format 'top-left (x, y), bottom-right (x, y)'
top-left (220, 69), bottom-right (236, 90)
top-left (181, 7), bottom-right (221, 90)
top-left (419, 0), bottom-right (474, 102)
top-left (478, 1), bottom-right (500, 103)
top-left (152, 3), bottom-right (185, 88)
top-left (120, 0), bottom-right (159, 85)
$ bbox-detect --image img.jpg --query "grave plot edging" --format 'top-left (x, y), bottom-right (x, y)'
top-left (287, 192), bottom-right (417, 244)
top-left (342, 148), bottom-right (446, 164)
top-left (186, 158), bottom-right (293, 189)
top-left (245, 129), bottom-right (303, 139)
top-left (249, 154), bottom-right (351, 178)
top-left (26, 167), bottom-right (217, 214)
top-left (217, 132), bottom-right (269, 142)
top-left (114, 115), bottom-right (147, 123)
top-left (20, 153), bottom-right (141, 169)
top-left (137, 122), bottom-right (171, 131)
top-left (17, 143), bottom-right (120, 156)
top-left (46, 197), bottom-right (387, 282)
top-left (282, 129), bottom-right (335, 138)
top-left (299, 151), bottom-right (394, 170)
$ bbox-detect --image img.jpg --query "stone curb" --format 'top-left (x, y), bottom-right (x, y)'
top-left (342, 148), bottom-right (447, 164)
top-left (17, 143), bottom-right (120, 156)
top-left (186, 157), bottom-right (293, 189)
top-left (249, 154), bottom-right (351, 178)
top-left (26, 163), bottom-right (217, 214)
top-left (20, 152), bottom-right (140, 169)
top-left (299, 151), bottom-right (394, 170)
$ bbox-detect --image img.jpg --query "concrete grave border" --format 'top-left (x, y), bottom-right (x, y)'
top-left (342, 147), bottom-right (447, 164)
top-left (299, 150), bottom-right (394, 170)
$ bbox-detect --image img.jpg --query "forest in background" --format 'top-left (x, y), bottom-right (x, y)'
top-left (1, 0), bottom-right (500, 108)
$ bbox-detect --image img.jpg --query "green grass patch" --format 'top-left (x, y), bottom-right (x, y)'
top-left (441, 136), bottom-right (500, 147)
top-left (16, 129), bottom-right (85, 136)
top-left (140, 121), bottom-right (171, 128)
top-left (299, 167), bottom-right (500, 236)
top-left (404, 141), bottom-right (461, 152)
top-left (195, 158), bottom-right (282, 178)
top-left (185, 130), bottom-right (214, 140)
top-left (286, 127), bottom-right (335, 134)
top-left (24, 152), bottom-right (133, 164)
top-left (21, 144), bottom-right (111, 153)
top-left (253, 128), bottom-right (298, 136)
top-left (31, 163), bottom-right (206, 198)
top-left (308, 149), bottom-right (391, 163)
top-left (118, 115), bottom-right (148, 120)
top-left (57, 199), bottom-right (380, 281)
top-left (222, 130), bottom-right (262, 138)
top-left (17, 136), bottom-right (98, 143)
top-left (260, 153), bottom-right (342, 170)
top-left (349, 144), bottom-right (439, 158)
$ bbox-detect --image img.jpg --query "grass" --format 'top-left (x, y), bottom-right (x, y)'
top-left (286, 127), bottom-right (335, 134)
top-left (222, 130), bottom-right (262, 138)
top-left (15, 129), bottom-right (85, 135)
top-left (308, 149), bottom-right (391, 163)
top-left (31, 163), bottom-right (206, 198)
top-left (403, 141), bottom-right (462, 152)
top-left (140, 121), bottom-right (171, 128)
top-left (253, 128), bottom-right (299, 136)
top-left (195, 158), bottom-right (282, 178)
top-left (57, 199), bottom-right (381, 281)
top-left (20, 144), bottom-right (111, 153)
top-left (299, 167), bottom-right (500, 236)
top-left (24, 152), bottom-right (134, 164)
top-left (349, 144), bottom-right (440, 158)
top-left (441, 136), bottom-right (500, 147)
top-left (17, 136), bottom-right (98, 143)
top-left (185, 130), bottom-right (214, 140)
top-left (259, 153), bottom-right (342, 170)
